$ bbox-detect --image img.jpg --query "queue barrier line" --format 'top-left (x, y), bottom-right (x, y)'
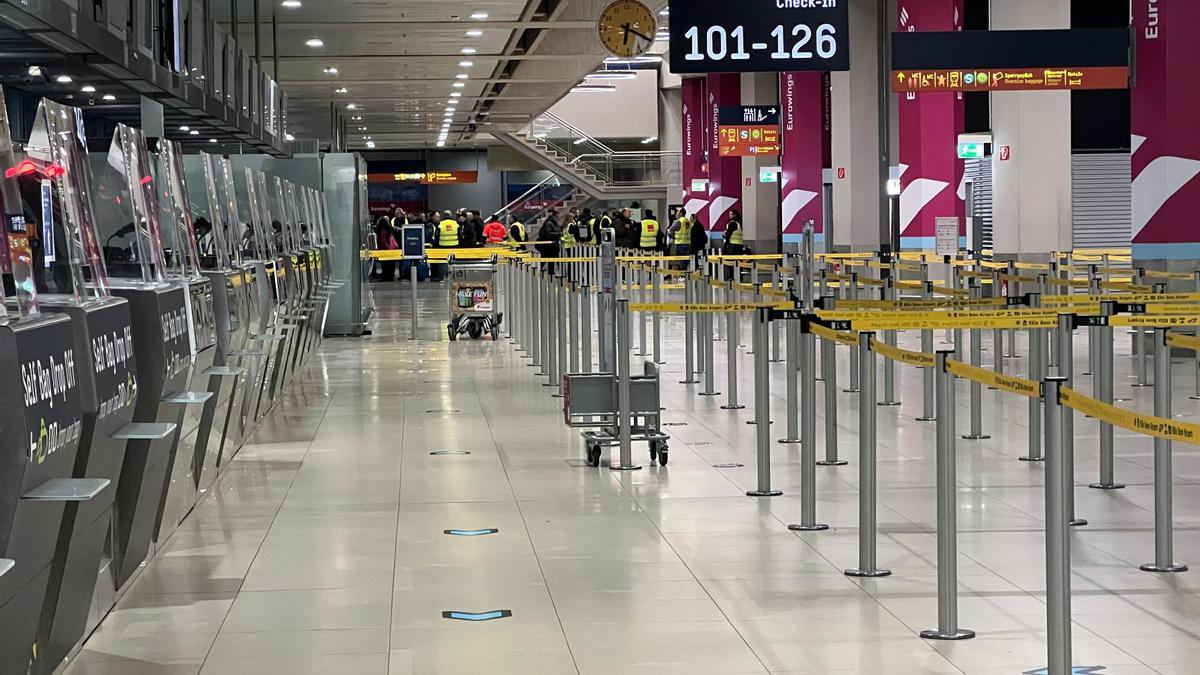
top-left (835, 297), bottom-right (1011, 310)
top-left (999, 273), bottom-right (1041, 284)
top-left (1043, 292), bottom-right (1200, 304)
top-left (1147, 303), bottom-right (1200, 315)
top-left (628, 302), bottom-right (792, 313)
top-left (810, 323), bottom-right (860, 346)
top-left (1111, 315), bottom-right (1200, 328)
top-left (622, 284), bottom-right (685, 291)
top-left (1167, 332), bottom-right (1200, 351)
top-left (709, 254), bottom-right (785, 262)
top-left (1144, 270), bottom-right (1196, 281)
top-left (946, 359), bottom-right (1040, 398)
top-left (1059, 386), bottom-right (1200, 444)
top-left (869, 338), bottom-right (937, 368)
top-left (818, 252), bottom-right (876, 260)
top-left (840, 314), bottom-right (1062, 331)
top-left (819, 308), bottom-right (1063, 323)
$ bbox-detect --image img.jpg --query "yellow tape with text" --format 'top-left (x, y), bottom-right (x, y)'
top-left (1060, 387), bottom-right (1200, 444)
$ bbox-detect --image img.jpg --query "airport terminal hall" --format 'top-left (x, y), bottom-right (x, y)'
top-left (3, 0), bottom-right (1200, 674)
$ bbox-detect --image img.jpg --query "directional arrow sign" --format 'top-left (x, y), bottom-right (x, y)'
top-left (442, 610), bottom-right (512, 622)
top-left (444, 529), bottom-right (499, 536)
top-left (430, 450), bottom-right (471, 456)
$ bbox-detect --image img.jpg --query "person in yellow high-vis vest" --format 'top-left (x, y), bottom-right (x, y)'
top-left (436, 210), bottom-right (460, 248)
top-left (638, 209), bottom-right (660, 252)
top-left (507, 219), bottom-right (526, 247)
top-left (723, 209), bottom-right (746, 255)
top-left (669, 208), bottom-right (692, 267)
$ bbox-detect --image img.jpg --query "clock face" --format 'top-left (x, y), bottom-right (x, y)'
top-left (597, 0), bottom-right (658, 58)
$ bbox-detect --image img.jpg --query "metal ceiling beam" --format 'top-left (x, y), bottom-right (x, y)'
top-left (223, 20), bottom-right (596, 30)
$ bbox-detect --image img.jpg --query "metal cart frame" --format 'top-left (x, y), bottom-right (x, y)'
top-left (446, 254), bottom-right (502, 340)
top-left (563, 360), bottom-right (669, 466)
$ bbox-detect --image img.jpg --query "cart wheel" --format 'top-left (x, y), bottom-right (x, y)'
top-left (649, 441), bottom-right (659, 461)
top-left (447, 324), bottom-right (457, 341)
top-left (658, 445), bottom-right (669, 466)
top-left (467, 320), bottom-right (484, 340)
top-left (491, 324), bottom-right (500, 340)
top-left (586, 444), bottom-right (602, 467)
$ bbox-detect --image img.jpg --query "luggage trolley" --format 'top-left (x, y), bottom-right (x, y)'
top-left (446, 254), bottom-right (502, 340)
top-left (563, 361), bottom-right (670, 467)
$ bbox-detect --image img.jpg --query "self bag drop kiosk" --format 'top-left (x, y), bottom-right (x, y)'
top-left (92, 124), bottom-right (196, 588)
top-left (243, 168), bottom-right (290, 421)
top-left (0, 96), bottom-right (111, 675)
top-left (152, 140), bottom-right (217, 541)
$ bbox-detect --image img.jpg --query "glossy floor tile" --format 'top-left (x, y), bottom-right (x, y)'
top-left (63, 283), bottom-right (1200, 674)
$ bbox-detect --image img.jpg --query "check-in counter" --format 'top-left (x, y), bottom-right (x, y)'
top-left (195, 267), bottom-right (250, 492)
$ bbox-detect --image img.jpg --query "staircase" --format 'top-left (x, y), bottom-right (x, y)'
top-left (495, 112), bottom-right (679, 202)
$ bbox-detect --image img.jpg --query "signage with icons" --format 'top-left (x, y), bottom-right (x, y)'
top-left (670, 0), bottom-right (850, 74)
top-left (892, 67), bottom-right (1128, 93)
top-left (718, 106), bottom-right (780, 158)
top-left (759, 166), bottom-right (781, 184)
top-left (957, 142), bottom-right (986, 159)
top-left (388, 171), bottom-right (479, 185)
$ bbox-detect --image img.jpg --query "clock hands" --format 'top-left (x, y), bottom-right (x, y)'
top-left (626, 26), bottom-right (654, 43)
top-left (622, 23), bottom-right (630, 46)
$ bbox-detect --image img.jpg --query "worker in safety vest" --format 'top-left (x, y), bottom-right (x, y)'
top-left (508, 218), bottom-right (526, 246)
top-left (669, 208), bottom-right (692, 264)
top-left (436, 210), bottom-right (460, 248)
top-left (561, 215), bottom-right (578, 250)
top-left (638, 209), bottom-right (660, 252)
top-left (723, 209), bottom-right (746, 255)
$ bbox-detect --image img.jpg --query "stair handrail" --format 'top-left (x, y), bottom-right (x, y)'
top-left (493, 174), bottom-right (564, 218)
top-left (528, 111), bottom-right (616, 155)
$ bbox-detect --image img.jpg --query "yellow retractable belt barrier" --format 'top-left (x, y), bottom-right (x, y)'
top-left (818, 252), bottom-right (876, 260)
top-left (368, 250), bottom-right (407, 261)
top-left (528, 256), bottom-right (598, 263)
top-left (1111, 315), bottom-right (1200, 327)
top-left (946, 359), bottom-right (1040, 398)
top-left (1043, 292), bottom-right (1200, 304)
top-left (823, 310), bottom-right (1062, 331)
top-left (835, 297), bottom-right (1011, 310)
top-left (622, 284), bottom-right (685, 291)
top-left (1060, 386), bottom-right (1200, 444)
top-left (1166, 332), bottom-right (1200, 351)
top-left (617, 255), bottom-right (692, 263)
top-left (1146, 303), bottom-right (1200, 315)
top-left (629, 302), bottom-right (792, 313)
top-left (1143, 270), bottom-right (1196, 281)
top-left (708, 254), bottom-right (785, 261)
top-left (810, 323), bottom-right (859, 346)
top-left (869, 338), bottom-right (936, 368)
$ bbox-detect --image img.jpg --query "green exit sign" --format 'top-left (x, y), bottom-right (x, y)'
top-left (957, 142), bottom-right (985, 159)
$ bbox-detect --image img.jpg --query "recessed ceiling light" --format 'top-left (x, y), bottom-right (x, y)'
top-left (456, 73), bottom-right (469, 80)
top-left (346, 103), bottom-right (357, 109)
top-left (305, 38), bottom-right (324, 48)
top-left (461, 47), bottom-right (476, 54)
top-left (459, 61), bottom-right (474, 68)
top-left (452, 82), bottom-right (465, 88)
top-left (285, 133), bottom-right (295, 141)
top-left (470, 12), bottom-right (488, 19)
top-left (334, 87), bottom-right (348, 94)
top-left (189, 129), bottom-right (200, 135)
top-left (80, 85), bottom-right (96, 93)
top-left (101, 94), bottom-right (116, 101)
top-left (465, 30), bottom-right (482, 37)
top-left (281, 0), bottom-right (301, 7)
top-left (179, 125), bottom-right (191, 132)
top-left (366, 140), bottom-right (376, 149)
top-left (55, 75), bottom-right (72, 84)
top-left (209, 138), bottom-right (218, 143)
top-left (436, 141), bottom-right (445, 147)
top-left (322, 66), bottom-right (338, 74)
top-left (450, 93), bottom-right (462, 99)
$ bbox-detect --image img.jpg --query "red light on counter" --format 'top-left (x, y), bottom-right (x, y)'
top-left (4, 160), bottom-right (37, 179)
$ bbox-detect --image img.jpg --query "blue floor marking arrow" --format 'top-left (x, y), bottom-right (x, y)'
top-left (442, 610), bottom-right (512, 622)
top-left (1023, 667), bottom-right (1106, 675)
top-left (444, 529), bottom-right (498, 536)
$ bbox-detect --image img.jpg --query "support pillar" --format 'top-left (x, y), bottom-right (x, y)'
top-left (781, 72), bottom-right (826, 248)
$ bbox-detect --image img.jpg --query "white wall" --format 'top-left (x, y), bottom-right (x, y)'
top-left (546, 70), bottom-right (659, 140)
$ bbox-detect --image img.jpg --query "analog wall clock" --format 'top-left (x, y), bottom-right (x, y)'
top-left (597, 0), bottom-right (658, 58)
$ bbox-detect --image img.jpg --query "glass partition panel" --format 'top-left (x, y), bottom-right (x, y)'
top-left (154, 139), bottom-right (201, 280)
top-left (20, 97), bottom-right (111, 307)
top-left (93, 124), bottom-right (168, 284)
top-left (198, 153), bottom-right (232, 270)
top-left (244, 168), bottom-right (277, 259)
top-left (216, 157), bottom-right (243, 266)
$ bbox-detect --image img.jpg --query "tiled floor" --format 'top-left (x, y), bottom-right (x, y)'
top-left (63, 282), bottom-right (1200, 674)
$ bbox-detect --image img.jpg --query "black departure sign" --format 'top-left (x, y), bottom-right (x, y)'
top-left (670, 0), bottom-right (850, 74)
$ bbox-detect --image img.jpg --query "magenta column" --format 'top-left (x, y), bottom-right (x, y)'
top-left (706, 73), bottom-right (741, 238)
top-left (780, 72), bottom-right (825, 246)
top-left (1132, 3), bottom-right (1200, 260)
top-left (897, 0), bottom-right (965, 250)
top-left (682, 77), bottom-right (709, 224)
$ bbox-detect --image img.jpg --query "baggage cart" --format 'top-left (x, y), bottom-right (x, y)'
top-left (447, 254), bottom-right (502, 340)
top-left (563, 361), bottom-right (670, 466)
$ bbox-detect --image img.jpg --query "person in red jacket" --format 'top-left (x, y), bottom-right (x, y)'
top-left (483, 217), bottom-right (507, 245)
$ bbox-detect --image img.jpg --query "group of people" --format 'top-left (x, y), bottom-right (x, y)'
top-left (370, 202), bottom-right (751, 281)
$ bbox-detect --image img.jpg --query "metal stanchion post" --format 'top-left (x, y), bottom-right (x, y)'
top-left (680, 268), bottom-right (698, 384)
top-left (817, 297), bottom-right (846, 466)
top-left (1089, 301), bottom-right (1123, 490)
top-left (700, 279), bottom-right (720, 397)
top-left (992, 269), bottom-right (1005, 376)
top-left (963, 280), bottom-right (989, 440)
top-left (638, 265), bottom-right (649, 356)
top-left (581, 285), bottom-right (592, 373)
top-left (921, 350), bottom-right (974, 641)
top-left (1141, 328), bottom-right (1188, 573)
top-left (779, 301), bottom-right (801, 445)
top-left (1194, 270), bottom-right (1200, 400)
top-left (569, 282), bottom-right (580, 374)
top-left (845, 272), bottom-right (860, 393)
top-left (1021, 292), bottom-right (1044, 462)
top-left (771, 266), bottom-right (783, 362)
top-left (533, 271), bottom-right (545, 370)
top-left (652, 264), bottom-right (663, 364)
top-left (748, 309), bottom-right (782, 496)
top-left (789, 319), bottom-right (829, 531)
top-left (1085, 267), bottom-right (1100, 376)
top-left (554, 278), bottom-right (567, 395)
top-left (845, 332), bottom-right (890, 577)
top-left (1056, 313), bottom-right (1084, 525)
top-left (1006, 261), bottom-right (1018, 359)
top-left (722, 305), bottom-right (744, 410)
top-left (880, 277), bottom-right (900, 406)
top-left (1133, 270), bottom-right (1152, 388)
top-left (612, 299), bottom-right (641, 471)
top-left (543, 277), bottom-right (557, 386)
top-left (917, 281), bottom-right (936, 422)
top-left (409, 261), bottom-right (419, 340)
top-left (1042, 375), bottom-right (1073, 675)
top-left (715, 262), bottom-right (725, 341)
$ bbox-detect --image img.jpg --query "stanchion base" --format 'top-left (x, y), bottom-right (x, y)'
top-left (721, 404), bottom-right (746, 410)
top-left (1082, 371), bottom-right (1093, 376)
top-left (1018, 456), bottom-right (1046, 463)
top-left (916, 416), bottom-right (936, 422)
top-left (878, 401), bottom-right (902, 407)
top-left (678, 379), bottom-right (701, 384)
top-left (816, 459), bottom-right (848, 466)
top-left (1140, 562), bottom-right (1188, 573)
top-left (746, 420), bottom-right (773, 425)
top-left (747, 490), bottom-right (783, 497)
top-left (1131, 383), bottom-right (1153, 388)
top-left (699, 392), bottom-right (722, 397)
top-left (610, 464), bottom-right (643, 472)
top-left (1190, 395), bottom-right (1200, 401)
top-left (961, 434), bottom-right (992, 440)
top-left (777, 438), bottom-right (802, 444)
top-left (551, 394), bottom-right (564, 398)
top-left (788, 523), bottom-right (830, 531)
top-left (1070, 518), bottom-right (1088, 527)
top-left (920, 629), bottom-right (975, 641)
top-left (542, 382), bottom-right (557, 387)
top-left (770, 359), bottom-right (785, 363)
top-left (1088, 482), bottom-right (1126, 490)
top-left (844, 568), bottom-right (892, 578)
top-left (843, 388), bottom-right (861, 394)
top-left (654, 360), bottom-right (666, 365)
